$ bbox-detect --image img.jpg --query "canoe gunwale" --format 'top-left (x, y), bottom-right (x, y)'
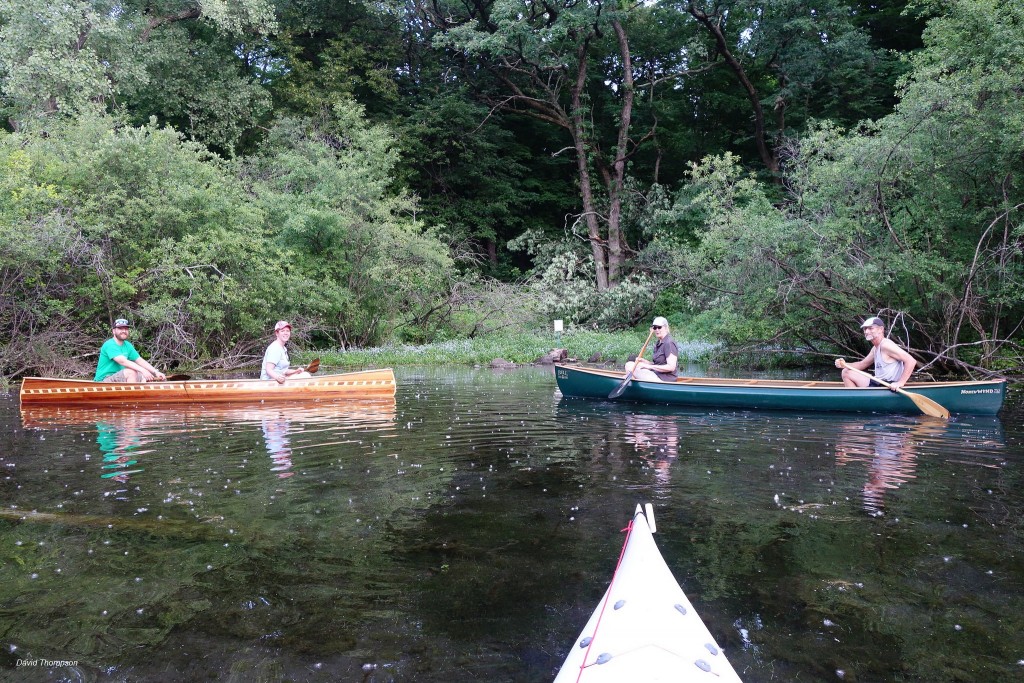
top-left (559, 363), bottom-right (1005, 391)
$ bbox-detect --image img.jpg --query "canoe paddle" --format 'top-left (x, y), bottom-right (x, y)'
top-left (163, 360), bottom-right (318, 382)
top-left (837, 360), bottom-right (949, 419)
top-left (609, 329), bottom-right (656, 399)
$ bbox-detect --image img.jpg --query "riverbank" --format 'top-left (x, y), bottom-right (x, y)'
top-left (0, 328), bottom-right (832, 390)
top-left (309, 329), bottom-right (721, 369)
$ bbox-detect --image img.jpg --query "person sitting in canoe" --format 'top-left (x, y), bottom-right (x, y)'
top-left (94, 318), bottom-right (166, 383)
top-left (835, 316), bottom-right (917, 390)
top-left (624, 316), bottom-right (679, 382)
top-left (262, 321), bottom-right (312, 384)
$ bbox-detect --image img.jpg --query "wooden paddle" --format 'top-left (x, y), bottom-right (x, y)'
top-left (609, 329), bottom-right (656, 399)
top-left (838, 360), bottom-right (949, 419)
top-left (164, 358), bottom-right (318, 383)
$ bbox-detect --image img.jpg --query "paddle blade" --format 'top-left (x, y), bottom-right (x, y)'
top-left (305, 358), bottom-right (320, 374)
top-left (608, 371), bottom-right (633, 399)
top-left (900, 389), bottom-right (950, 419)
top-left (165, 374), bottom-right (191, 381)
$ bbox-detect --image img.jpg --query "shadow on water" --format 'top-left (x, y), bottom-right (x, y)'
top-left (0, 367), bottom-right (1022, 682)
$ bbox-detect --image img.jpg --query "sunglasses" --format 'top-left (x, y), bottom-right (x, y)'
top-left (651, 325), bottom-right (663, 330)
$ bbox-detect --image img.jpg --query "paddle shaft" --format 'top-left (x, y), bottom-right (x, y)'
top-left (839, 361), bottom-right (949, 419)
top-left (608, 329), bottom-right (656, 399)
top-left (164, 359), bottom-right (319, 384)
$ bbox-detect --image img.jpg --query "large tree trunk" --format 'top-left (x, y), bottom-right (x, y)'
top-left (570, 43), bottom-right (609, 291)
top-left (688, 3), bottom-right (780, 176)
top-left (605, 19), bottom-right (635, 285)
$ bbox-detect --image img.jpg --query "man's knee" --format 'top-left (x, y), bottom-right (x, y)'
top-left (632, 368), bottom-right (661, 382)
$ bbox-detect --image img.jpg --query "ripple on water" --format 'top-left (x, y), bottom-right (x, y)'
top-left (1, 367), bottom-right (1021, 682)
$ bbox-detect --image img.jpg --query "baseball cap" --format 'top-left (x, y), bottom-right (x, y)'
top-left (860, 316), bottom-right (884, 328)
top-left (274, 320), bottom-right (291, 331)
top-left (114, 318), bottom-right (130, 328)
top-left (652, 316), bottom-right (669, 328)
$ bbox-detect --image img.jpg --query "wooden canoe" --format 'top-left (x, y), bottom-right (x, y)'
top-left (19, 369), bottom-right (396, 405)
top-left (555, 504), bottom-right (743, 682)
top-left (555, 365), bottom-right (1006, 415)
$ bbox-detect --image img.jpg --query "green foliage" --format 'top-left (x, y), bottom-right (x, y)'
top-left (240, 101), bottom-right (454, 348)
top-left (395, 92), bottom-right (538, 270)
top-left (126, 25), bottom-right (273, 154)
top-left (0, 0), bottom-right (136, 122)
top-left (0, 0), bottom-right (277, 150)
top-left (630, 0), bottom-right (1024, 372)
top-left (0, 114), bottom-right (303, 368)
top-left (0, 0), bottom-right (1020, 375)
top-left (0, 108), bottom-right (458, 375)
top-left (318, 327), bottom-right (718, 367)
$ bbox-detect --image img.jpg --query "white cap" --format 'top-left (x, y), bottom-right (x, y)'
top-left (274, 320), bottom-right (291, 331)
top-left (652, 316), bottom-right (669, 328)
top-left (860, 316), bottom-right (884, 328)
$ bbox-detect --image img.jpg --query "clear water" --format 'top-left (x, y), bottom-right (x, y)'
top-left (1, 366), bottom-right (1022, 682)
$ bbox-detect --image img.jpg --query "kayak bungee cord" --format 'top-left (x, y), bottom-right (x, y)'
top-left (571, 514), bottom-right (638, 683)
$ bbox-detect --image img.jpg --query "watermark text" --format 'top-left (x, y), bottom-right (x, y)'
top-left (16, 659), bottom-right (79, 667)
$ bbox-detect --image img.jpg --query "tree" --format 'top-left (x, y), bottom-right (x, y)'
top-left (239, 101), bottom-right (455, 347)
top-left (0, 113), bottom-right (305, 372)
top-left (685, 0), bottom-right (901, 176)
top-left (429, 0), bottom-right (676, 289)
top-left (0, 0), bottom-right (276, 151)
top-left (638, 0), bottom-right (1024, 373)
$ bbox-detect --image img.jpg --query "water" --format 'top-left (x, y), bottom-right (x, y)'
top-left (1, 366), bottom-right (1022, 682)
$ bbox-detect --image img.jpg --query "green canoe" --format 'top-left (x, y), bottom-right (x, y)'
top-left (554, 365), bottom-right (1006, 415)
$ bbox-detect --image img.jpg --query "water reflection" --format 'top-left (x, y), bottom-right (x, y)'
top-left (4, 369), bottom-right (1019, 683)
top-left (555, 397), bottom-right (1008, 515)
top-left (834, 418), bottom-right (1006, 514)
top-left (95, 414), bottom-right (151, 482)
top-left (261, 411), bottom-right (295, 478)
top-left (21, 399), bottom-right (398, 483)
top-left (622, 412), bottom-right (680, 484)
top-left (835, 423), bottom-right (919, 515)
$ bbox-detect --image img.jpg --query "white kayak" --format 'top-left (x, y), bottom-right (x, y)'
top-left (554, 504), bottom-right (744, 682)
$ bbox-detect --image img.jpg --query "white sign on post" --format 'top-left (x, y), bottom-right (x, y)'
top-left (553, 319), bottom-right (564, 332)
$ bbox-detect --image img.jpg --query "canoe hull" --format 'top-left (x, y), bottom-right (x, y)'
top-left (19, 369), bottom-right (396, 405)
top-left (555, 505), bottom-right (743, 682)
top-left (555, 365), bottom-right (1005, 415)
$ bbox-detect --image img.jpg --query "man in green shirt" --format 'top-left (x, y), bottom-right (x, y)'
top-left (94, 318), bottom-right (166, 382)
